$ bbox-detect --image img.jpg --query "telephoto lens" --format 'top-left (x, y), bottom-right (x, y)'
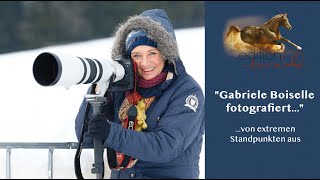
top-left (32, 52), bottom-right (125, 88)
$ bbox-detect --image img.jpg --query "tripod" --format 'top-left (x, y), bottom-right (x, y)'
top-left (85, 95), bottom-right (107, 179)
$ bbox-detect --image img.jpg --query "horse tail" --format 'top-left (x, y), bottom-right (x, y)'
top-left (224, 25), bottom-right (244, 56)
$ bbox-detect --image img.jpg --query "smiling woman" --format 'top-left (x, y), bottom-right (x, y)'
top-left (130, 45), bottom-right (165, 81)
top-left (74, 9), bottom-right (205, 179)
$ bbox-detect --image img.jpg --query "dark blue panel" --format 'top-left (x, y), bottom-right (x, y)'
top-left (205, 1), bottom-right (320, 179)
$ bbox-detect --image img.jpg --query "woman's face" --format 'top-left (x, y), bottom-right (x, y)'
top-left (130, 45), bottom-right (165, 80)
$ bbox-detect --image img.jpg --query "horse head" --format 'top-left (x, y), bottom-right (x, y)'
top-left (279, 13), bottom-right (292, 30)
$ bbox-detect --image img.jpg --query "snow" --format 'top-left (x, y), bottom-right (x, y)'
top-left (0, 27), bottom-right (205, 179)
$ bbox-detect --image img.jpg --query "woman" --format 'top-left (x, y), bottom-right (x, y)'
top-left (75, 9), bottom-right (205, 179)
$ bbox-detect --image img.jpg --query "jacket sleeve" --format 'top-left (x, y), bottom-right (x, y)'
top-left (74, 86), bottom-right (94, 147)
top-left (105, 81), bottom-right (205, 163)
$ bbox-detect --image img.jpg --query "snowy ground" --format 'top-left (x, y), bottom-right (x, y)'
top-left (0, 27), bottom-right (205, 179)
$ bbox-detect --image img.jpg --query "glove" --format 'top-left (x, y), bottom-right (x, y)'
top-left (87, 114), bottom-right (111, 142)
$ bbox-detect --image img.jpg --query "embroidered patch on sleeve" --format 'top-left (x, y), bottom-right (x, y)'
top-left (184, 94), bottom-right (199, 112)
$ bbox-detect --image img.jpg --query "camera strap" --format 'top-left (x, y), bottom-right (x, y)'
top-left (75, 84), bottom-right (101, 179)
top-left (107, 103), bottom-right (138, 171)
top-left (106, 62), bottom-right (140, 171)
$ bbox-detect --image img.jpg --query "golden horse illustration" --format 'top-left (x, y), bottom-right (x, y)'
top-left (224, 14), bottom-right (302, 56)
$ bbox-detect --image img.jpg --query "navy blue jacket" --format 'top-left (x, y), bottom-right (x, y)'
top-left (75, 9), bottom-right (205, 179)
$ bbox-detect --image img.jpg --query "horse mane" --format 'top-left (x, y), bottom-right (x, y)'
top-left (264, 14), bottom-right (285, 25)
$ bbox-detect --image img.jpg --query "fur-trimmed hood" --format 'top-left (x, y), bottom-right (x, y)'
top-left (111, 9), bottom-right (180, 72)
